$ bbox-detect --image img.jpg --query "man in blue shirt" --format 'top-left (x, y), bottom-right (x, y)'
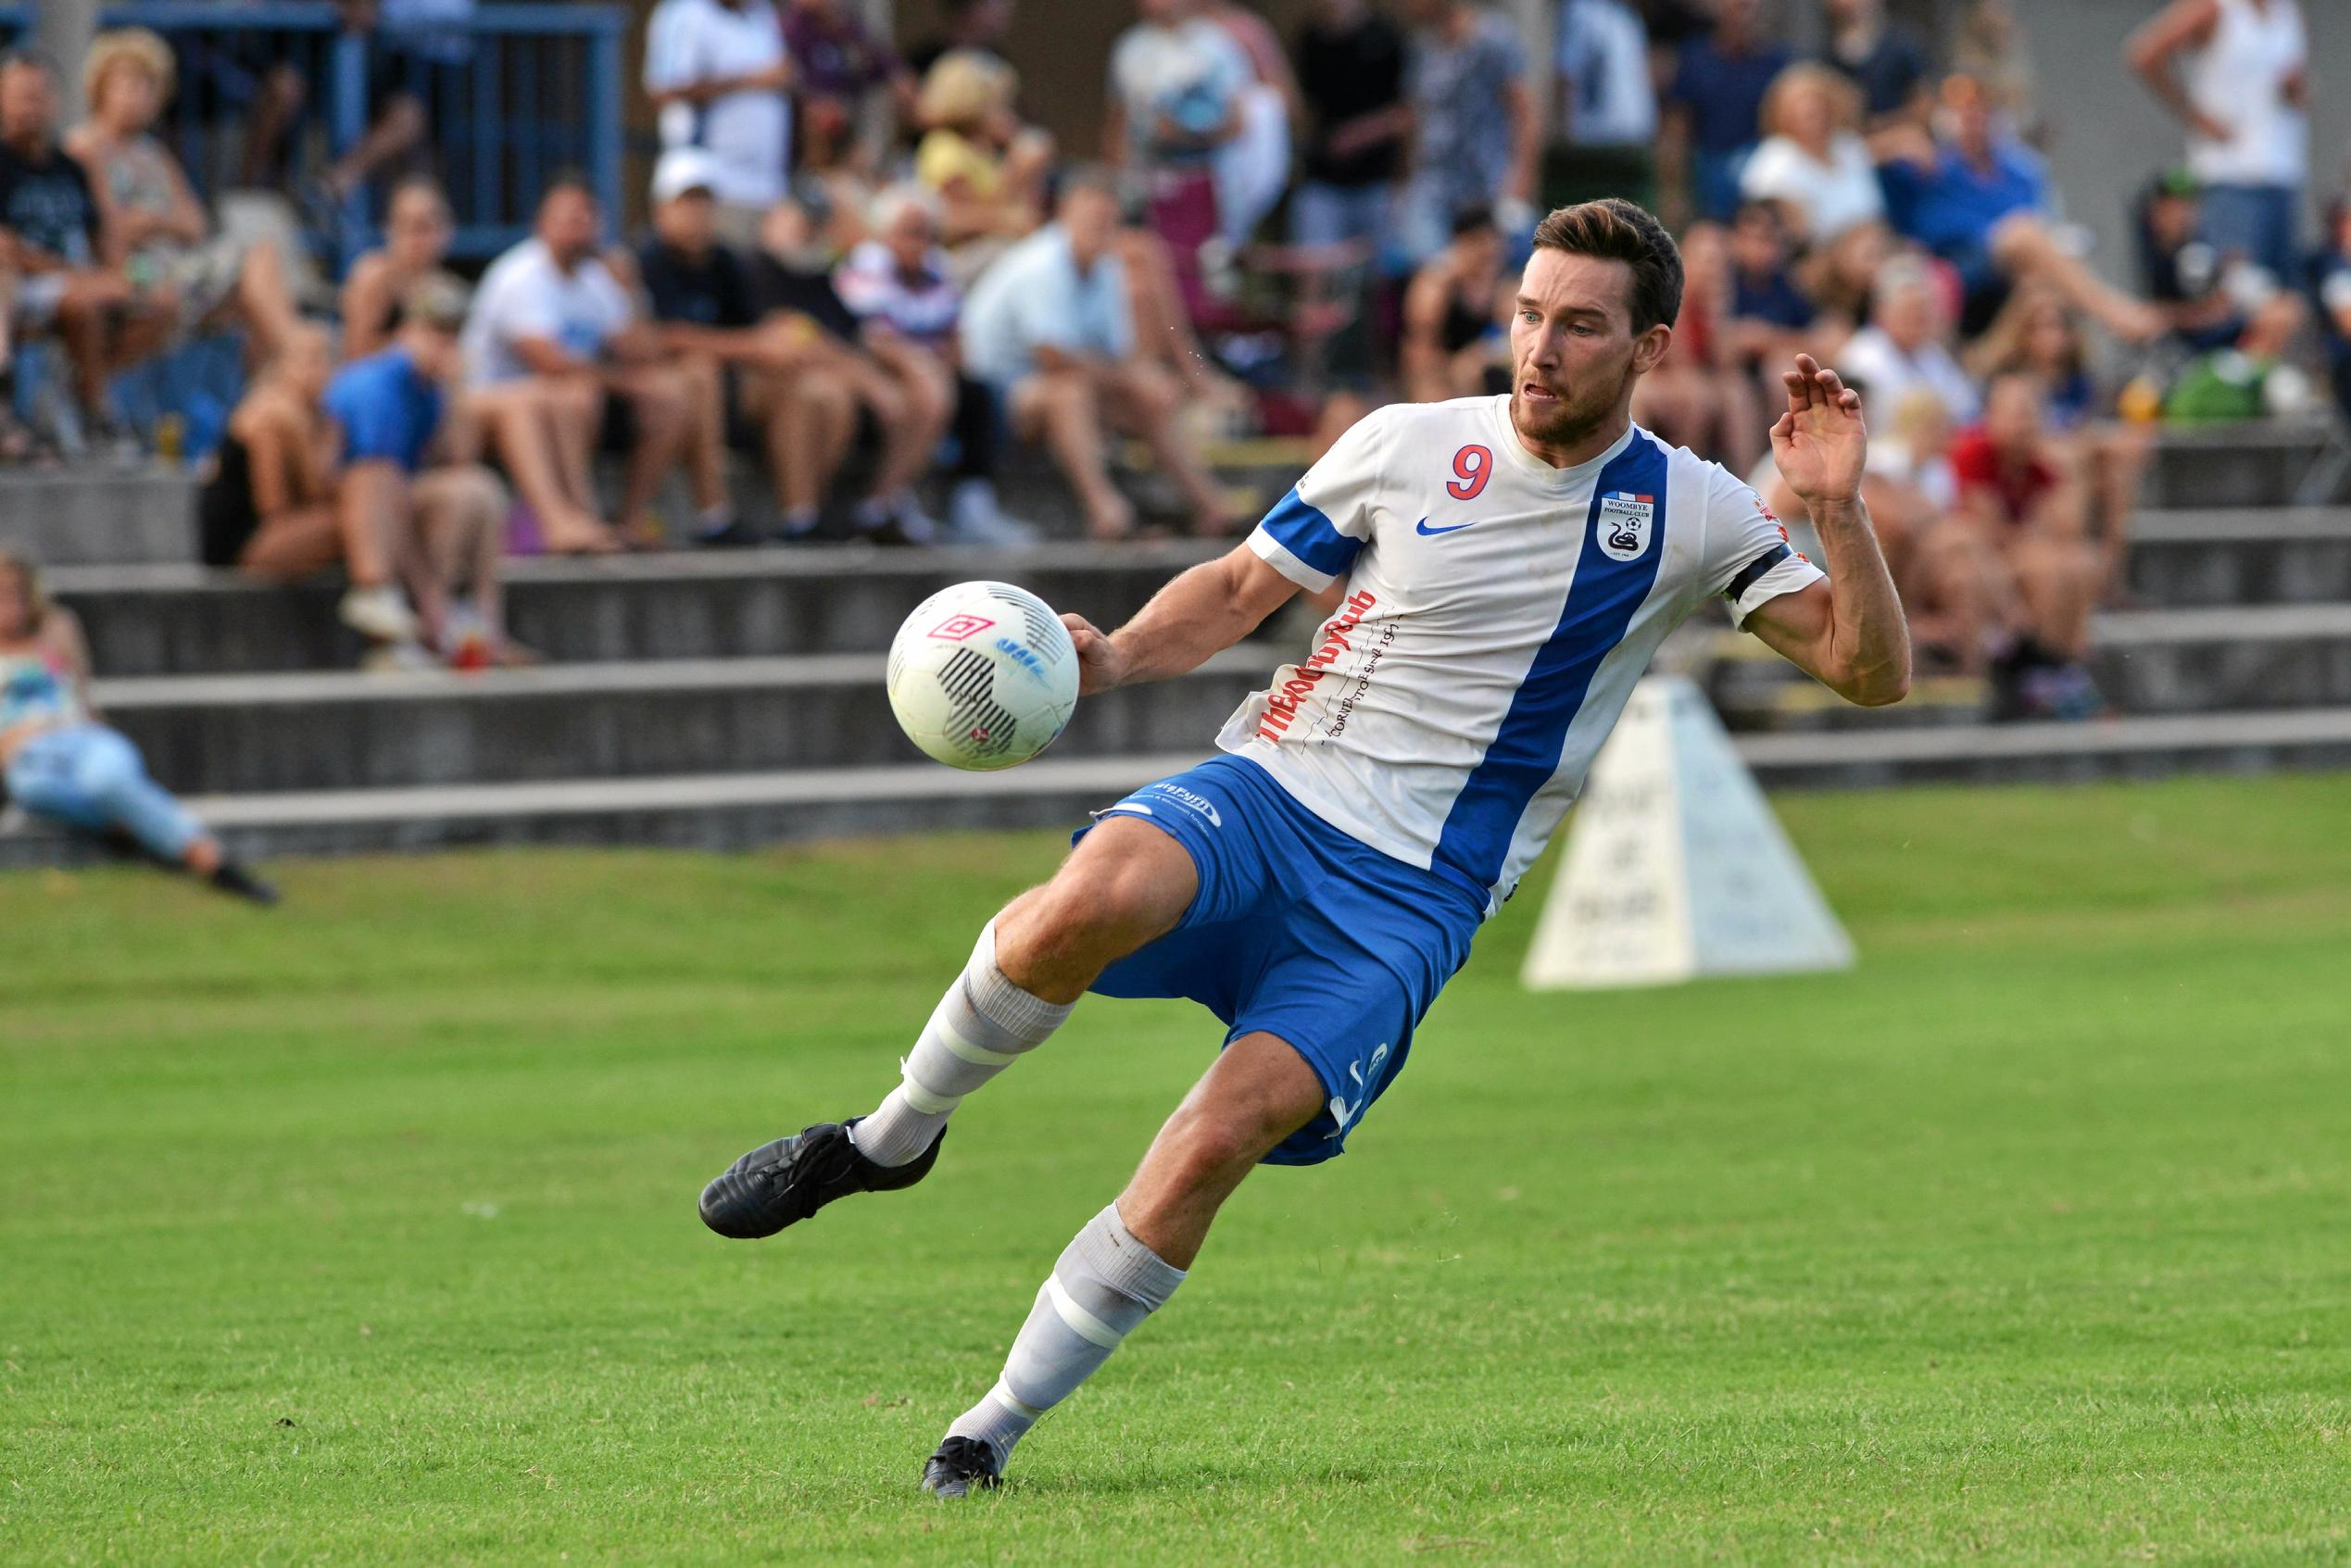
top-left (1661, 0), bottom-right (1791, 222)
top-left (323, 278), bottom-right (522, 668)
top-left (1880, 72), bottom-right (2162, 342)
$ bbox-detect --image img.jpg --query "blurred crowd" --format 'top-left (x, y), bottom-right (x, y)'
top-left (0, 0), bottom-right (2343, 713)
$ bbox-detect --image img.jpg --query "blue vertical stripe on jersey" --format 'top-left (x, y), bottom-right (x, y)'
top-left (1257, 487), bottom-right (1364, 579)
top-left (1431, 433), bottom-right (1671, 892)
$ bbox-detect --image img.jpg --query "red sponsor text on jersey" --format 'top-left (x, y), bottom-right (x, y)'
top-left (1256, 590), bottom-right (1377, 741)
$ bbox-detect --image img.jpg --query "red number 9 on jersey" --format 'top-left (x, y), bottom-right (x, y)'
top-left (1446, 444), bottom-right (1493, 501)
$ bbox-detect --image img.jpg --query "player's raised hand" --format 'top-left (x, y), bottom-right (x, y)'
top-left (1769, 353), bottom-right (1868, 508)
top-left (1062, 611), bottom-right (1124, 697)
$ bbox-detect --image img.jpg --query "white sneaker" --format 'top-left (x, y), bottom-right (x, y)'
top-left (948, 480), bottom-right (1039, 546)
top-left (360, 639), bottom-right (441, 674)
top-left (339, 585), bottom-right (421, 645)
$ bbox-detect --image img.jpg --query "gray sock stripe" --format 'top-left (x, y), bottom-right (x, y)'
top-left (1051, 1258), bottom-right (1154, 1339)
top-left (939, 983), bottom-right (1036, 1060)
top-left (964, 921), bottom-right (1076, 1041)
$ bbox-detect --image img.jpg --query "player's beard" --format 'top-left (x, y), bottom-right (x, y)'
top-left (1511, 359), bottom-right (1636, 453)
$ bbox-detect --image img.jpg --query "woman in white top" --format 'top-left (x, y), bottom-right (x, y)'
top-left (2127, 0), bottom-right (2307, 282)
top-left (1737, 63), bottom-right (1887, 247)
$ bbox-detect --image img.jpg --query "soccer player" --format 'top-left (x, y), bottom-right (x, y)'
top-left (698, 198), bottom-right (1910, 1495)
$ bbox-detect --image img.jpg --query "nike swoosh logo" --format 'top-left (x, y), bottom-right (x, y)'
top-left (1415, 517), bottom-right (1478, 536)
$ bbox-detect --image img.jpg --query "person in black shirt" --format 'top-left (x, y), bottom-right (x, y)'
top-left (0, 50), bottom-right (145, 433)
top-left (1289, 0), bottom-right (1409, 252)
top-left (904, 0), bottom-right (1016, 87)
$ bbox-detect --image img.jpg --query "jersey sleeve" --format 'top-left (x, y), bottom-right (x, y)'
top-left (1246, 406), bottom-right (1390, 593)
top-left (1700, 468), bottom-right (1827, 629)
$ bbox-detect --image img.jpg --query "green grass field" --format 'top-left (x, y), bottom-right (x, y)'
top-left (6, 774), bottom-right (2351, 1565)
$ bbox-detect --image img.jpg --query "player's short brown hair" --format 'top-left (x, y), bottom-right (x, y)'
top-left (1530, 198), bottom-right (1685, 335)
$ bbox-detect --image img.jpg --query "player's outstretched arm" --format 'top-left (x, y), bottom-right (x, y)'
top-left (1061, 545), bottom-right (1301, 697)
top-left (1747, 355), bottom-right (1912, 707)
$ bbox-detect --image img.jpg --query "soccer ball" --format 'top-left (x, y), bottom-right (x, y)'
top-left (886, 581), bottom-right (1081, 770)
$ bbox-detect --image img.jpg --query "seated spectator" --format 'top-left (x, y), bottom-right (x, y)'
top-left (1400, 205), bottom-right (1509, 403)
top-left (961, 168), bottom-right (1237, 539)
top-left (1820, 0), bottom-right (1933, 131)
top-left (1950, 371), bottom-right (2108, 717)
top-left (324, 279), bottom-right (522, 667)
top-left (1800, 214), bottom-right (1895, 333)
top-left (1834, 255), bottom-right (1980, 432)
top-left (1968, 286), bottom-right (2150, 603)
top-left (0, 49), bottom-right (136, 450)
top-left (1632, 220), bottom-right (1761, 473)
top-left (1111, 191), bottom-right (1254, 425)
top-left (461, 176), bottom-right (695, 553)
top-left (1398, 0), bottom-right (1536, 265)
top-left (836, 182), bottom-right (1033, 543)
top-left (67, 30), bottom-right (302, 376)
top-left (751, 192), bottom-right (951, 542)
top-left (1203, 0), bottom-right (1300, 247)
top-left (2135, 167), bottom-right (2265, 352)
top-left (913, 50), bottom-right (1052, 258)
top-left (2316, 201), bottom-right (2351, 418)
top-left (1722, 201), bottom-right (1819, 371)
top-left (1739, 63), bottom-right (1887, 247)
top-left (340, 174), bottom-right (461, 359)
top-left (0, 551), bottom-right (274, 902)
top-left (1878, 72), bottom-right (2161, 341)
top-left (1660, 0), bottom-right (1792, 225)
top-left (199, 325), bottom-right (427, 660)
top-left (785, 0), bottom-right (917, 174)
top-left (1290, 0), bottom-right (1410, 251)
top-left (1106, 0), bottom-right (1251, 319)
top-left (644, 0), bottom-right (793, 246)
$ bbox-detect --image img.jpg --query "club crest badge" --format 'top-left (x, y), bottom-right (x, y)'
top-left (1596, 492), bottom-right (1655, 562)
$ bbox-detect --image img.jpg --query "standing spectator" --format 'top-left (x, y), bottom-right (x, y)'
top-left (1879, 73), bottom-right (2162, 342)
top-left (906, 0), bottom-right (1016, 82)
top-left (1399, 206), bottom-right (1508, 403)
top-left (67, 31), bottom-right (302, 385)
top-left (644, 0), bottom-right (794, 245)
top-left (912, 51), bottom-right (1052, 258)
top-left (1834, 255), bottom-right (1980, 432)
top-left (1738, 63), bottom-right (1886, 248)
top-left (0, 551), bottom-right (275, 903)
top-left (462, 177), bottom-right (694, 552)
top-left (1545, 0), bottom-right (1657, 212)
top-left (1203, 0), bottom-right (1299, 247)
top-left (0, 50), bottom-right (137, 444)
top-left (319, 0), bottom-right (480, 210)
top-left (1950, 0), bottom-right (2039, 141)
top-left (1659, 0), bottom-right (1792, 225)
top-left (750, 194), bottom-right (950, 543)
top-left (1398, 0), bottom-right (1537, 266)
top-left (2126, 0), bottom-right (2307, 285)
top-left (324, 280), bottom-right (520, 666)
top-left (784, 0), bottom-right (916, 174)
top-left (1105, 0), bottom-right (1252, 322)
top-left (1819, 0), bottom-right (1932, 131)
top-left (961, 169), bottom-right (1235, 540)
top-left (836, 183), bottom-right (1031, 543)
top-left (1289, 0), bottom-right (1409, 253)
top-left (339, 175), bottom-right (460, 359)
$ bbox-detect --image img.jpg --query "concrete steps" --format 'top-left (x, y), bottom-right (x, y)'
top-left (15, 709), bottom-right (2351, 868)
top-left (49, 541), bottom-right (1225, 676)
top-left (2127, 508), bottom-right (2351, 607)
top-left (96, 647), bottom-right (1269, 795)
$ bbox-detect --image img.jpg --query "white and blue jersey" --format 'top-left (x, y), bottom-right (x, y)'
top-left (1227, 395), bottom-right (1821, 909)
top-left (1086, 396), bottom-right (1823, 1164)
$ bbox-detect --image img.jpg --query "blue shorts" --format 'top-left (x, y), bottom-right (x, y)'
top-left (1080, 755), bottom-right (1487, 1166)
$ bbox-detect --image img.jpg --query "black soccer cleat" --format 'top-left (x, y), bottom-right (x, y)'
top-left (697, 1118), bottom-right (943, 1239)
top-left (919, 1436), bottom-right (1002, 1498)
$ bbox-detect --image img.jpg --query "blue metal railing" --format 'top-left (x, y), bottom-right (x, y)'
top-left (0, 3), bottom-right (623, 266)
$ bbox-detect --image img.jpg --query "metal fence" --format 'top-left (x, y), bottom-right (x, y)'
top-left (0, 3), bottom-right (623, 264)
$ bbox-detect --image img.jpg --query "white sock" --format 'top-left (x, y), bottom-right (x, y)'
top-left (945, 1203), bottom-right (1187, 1467)
top-left (849, 921), bottom-right (1073, 1167)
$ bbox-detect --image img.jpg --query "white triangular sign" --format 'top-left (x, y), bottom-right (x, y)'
top-left (1521, 675), bottom-right (1854, 990)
